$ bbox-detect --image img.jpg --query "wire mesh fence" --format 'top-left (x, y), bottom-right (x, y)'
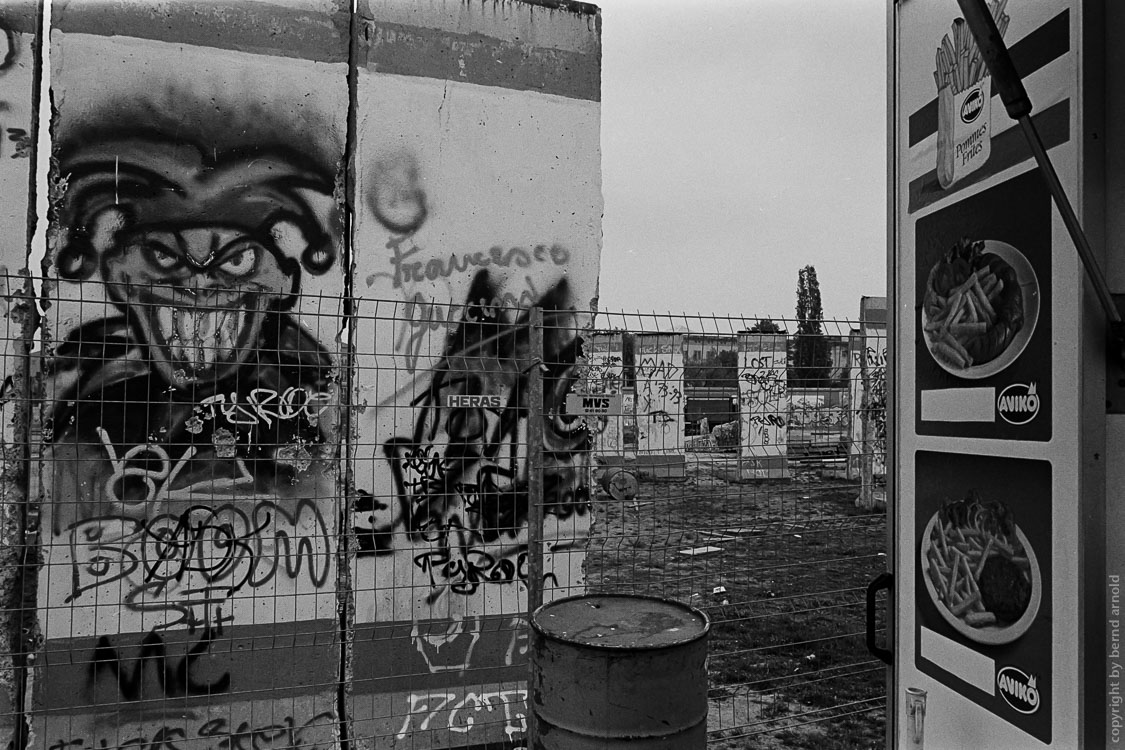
top-left (4, 278), bottom-right (888, 749)
top-left (579, 312), bottom-right (888, 749)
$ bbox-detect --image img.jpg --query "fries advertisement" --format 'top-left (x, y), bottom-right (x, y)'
top-left (914, 170), bottom-right (1051, 442)
top-left (921, 492), bottom-right (1039, 643)
top-left (915, 452), bottom-right (1052, 741)
top-left (921, 238), bottom-right (1036, 377)
top-left (935, 1), bottom-right (1010, 188)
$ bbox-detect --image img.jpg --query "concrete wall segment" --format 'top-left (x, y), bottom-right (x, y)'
top-left (34, 2), bottom-right (351, 746)
top-left (0, 3), bottom-right (40, 745)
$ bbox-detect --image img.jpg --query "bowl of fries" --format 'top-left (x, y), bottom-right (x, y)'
top-left (921, 239), bottom-right (1039, 379)
top-left (920, 494), bottom-right (1041, 645)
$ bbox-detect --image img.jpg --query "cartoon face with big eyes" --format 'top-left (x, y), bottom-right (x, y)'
top-left (54, 136), bottom-right (336, 388)
top-left (95, 215), bottom-right (299, 385)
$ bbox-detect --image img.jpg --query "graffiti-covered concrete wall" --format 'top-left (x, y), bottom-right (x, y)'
top-left (584, 332), bottom-right (625, 454)
top-left (38, 1), bottom-right (351, 746)
top-left (7, 2), bottom-right (601, 750)
top-left (738, 333), bottom-right (789, 479)
top-left (849, 297), bottom-right (888, 479)
top-left (347, 1), bottom-right (600, 743)
top-left (634, 333), bottom-right (684, 455)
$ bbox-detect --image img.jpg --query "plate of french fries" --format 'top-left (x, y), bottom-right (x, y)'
top-left (921, 239), bottom-right (1038, 379)
top-left (920, 494), bottom-right (1041, 645)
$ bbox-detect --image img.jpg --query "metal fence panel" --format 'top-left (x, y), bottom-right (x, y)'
top-left (0, 4), bottom-right (890, 749)
top-left (581, 313), bottom-right (888, 749)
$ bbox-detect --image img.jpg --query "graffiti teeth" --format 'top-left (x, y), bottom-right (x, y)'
top-left (157, 306), bottom-right (175, 346)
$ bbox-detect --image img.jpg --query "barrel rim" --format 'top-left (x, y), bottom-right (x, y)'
top-left (530, 593), bottom-right (711, 651)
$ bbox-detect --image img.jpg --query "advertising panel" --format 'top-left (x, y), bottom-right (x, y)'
top-left (894, 1), bottom-right (1082, 747)
top-left (915, 169), bottom-right (1052, 442)
top-left (914, 451), bottom-right (1053, 741)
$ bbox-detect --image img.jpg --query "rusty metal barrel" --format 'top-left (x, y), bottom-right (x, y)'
top-left (599, 466), bottom-right (639, 502)
top-left (529, 594), bottom-right (710, 749)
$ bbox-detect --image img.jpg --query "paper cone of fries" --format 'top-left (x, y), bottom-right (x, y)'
top-left (934, 3), bottom-right (1009, 189)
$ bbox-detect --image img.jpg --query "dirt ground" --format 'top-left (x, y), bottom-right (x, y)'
top-left (583, 455), bottom-right (888, 749)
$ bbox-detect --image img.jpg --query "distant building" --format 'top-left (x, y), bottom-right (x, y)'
top-left (682, 334), bottom-right (737, 363)
top-left (859, 295), bottom-right (887, 335)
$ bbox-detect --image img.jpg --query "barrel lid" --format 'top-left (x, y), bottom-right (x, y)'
top-left (531, 594), bottom-right (709, 649)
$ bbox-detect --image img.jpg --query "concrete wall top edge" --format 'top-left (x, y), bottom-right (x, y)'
top-left (358, 0), bottom-right (601, 56)
top-left (53, 0), bottom-right (351, 63)
top-left (0, 2), bottom-right (42, 35)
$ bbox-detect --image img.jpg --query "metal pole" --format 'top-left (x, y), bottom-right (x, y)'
top-left (527, 306), bottom-right (545, 613)
top-left (957, 0), bottom-right (1120, 326)
top-left (1017, 117), bottom-right (1120, 324)
top-left (526, 306), bottom-right (545, 750)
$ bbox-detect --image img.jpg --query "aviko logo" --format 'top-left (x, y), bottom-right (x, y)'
top-left (960, 88), bottom-right (984, 123)
top-left (997, 382), bottom-right (1040, 425)
top-left (997, 666), bottom-right (1041, 714)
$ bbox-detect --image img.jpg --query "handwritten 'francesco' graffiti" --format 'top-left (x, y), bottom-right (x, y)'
top-left (385, 236), bottom-right (570, 289)
top-left (67, 499), bottom-right (331, 602)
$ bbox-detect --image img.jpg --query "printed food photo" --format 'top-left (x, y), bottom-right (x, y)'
top-left (920, 491), bottom-right (1041, 645)
top-left (922, 238), bottom-right (1039, 378)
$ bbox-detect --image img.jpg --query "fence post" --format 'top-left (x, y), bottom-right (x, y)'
top-left (527, 306), bottom-right (545, 613)
top-left (857, 332), bottom-right (875, 509)
top-left (526, 306), bottom-right (545, 749)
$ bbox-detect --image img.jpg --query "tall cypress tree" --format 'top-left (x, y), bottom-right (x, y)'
top-left (792, 265), bottom-right (831, 387)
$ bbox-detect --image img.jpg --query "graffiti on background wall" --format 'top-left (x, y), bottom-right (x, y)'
top-left (353, 266), bottom-right (592, 604)
top-left (582, 333), bottom-right (625, 453)
top-left (787, 394), bottom-right (849, 430)
top-left (739, 349), bottom-right (788, 447)
top-left (850, 342), bottom-right (888, 474)
top-left (634, 336), bottom-right (683, 452)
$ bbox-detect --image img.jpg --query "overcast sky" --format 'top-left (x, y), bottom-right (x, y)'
top-left (595, 0), bottom-right (888, 325)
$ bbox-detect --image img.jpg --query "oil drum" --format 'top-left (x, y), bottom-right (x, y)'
top-left (530, 594), bottom-right (710, 749)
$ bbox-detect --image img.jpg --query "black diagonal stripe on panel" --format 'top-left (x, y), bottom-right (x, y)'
top-left (907, 10), bottom-right (1069, 148)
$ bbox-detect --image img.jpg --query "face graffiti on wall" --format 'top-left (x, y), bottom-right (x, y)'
top-left (47, 133), bottom-right (339, 537)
